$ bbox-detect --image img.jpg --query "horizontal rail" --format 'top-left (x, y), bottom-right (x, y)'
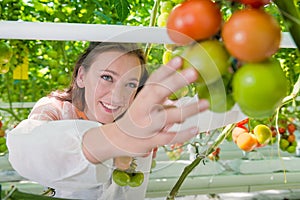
top-left (0, 21), bottom-right (297, 48)
top-left (0, 102), bottom-right (36, 109)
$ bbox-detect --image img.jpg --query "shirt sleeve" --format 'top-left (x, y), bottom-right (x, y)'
top-left (6, 119), bottom-right (113, 190)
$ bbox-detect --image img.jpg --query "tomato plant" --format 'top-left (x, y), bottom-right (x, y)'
top-left (222, 8), bottom-right (281, 62)
top-left (167, 0), bottom-right (222, 45)
top-left (232, 59), bottom-right (289, 119)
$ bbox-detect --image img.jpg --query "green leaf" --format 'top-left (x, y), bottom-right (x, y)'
top-left (113, 0), bottom-right (130, 22)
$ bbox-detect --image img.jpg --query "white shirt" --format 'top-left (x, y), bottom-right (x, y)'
top-left (6, 97), bottom-right (152, 199)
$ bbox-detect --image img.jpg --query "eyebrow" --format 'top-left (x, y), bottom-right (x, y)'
top-left (100, 69), bottom-right (139, 82)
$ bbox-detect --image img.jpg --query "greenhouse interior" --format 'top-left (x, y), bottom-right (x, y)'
top-left (0, 0), bottom-right (300, 199)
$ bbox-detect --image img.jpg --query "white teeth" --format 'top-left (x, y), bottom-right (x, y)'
top-left (102, 102), bottom-right (118, 110)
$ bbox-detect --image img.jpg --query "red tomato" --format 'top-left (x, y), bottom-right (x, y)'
top-left (237, 0), bottom-right (271, 8)
top-left (222, 8), bottom-right (281, 62)
top-left (167, 0), bottom-right (222, 45)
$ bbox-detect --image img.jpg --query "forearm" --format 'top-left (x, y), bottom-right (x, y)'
top-left (82, 123), bottom-right (152, 164)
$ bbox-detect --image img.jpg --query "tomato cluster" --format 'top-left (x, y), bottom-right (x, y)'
top-left (230, 118), bottom-right (298, 154)
top-left (163, 0), bottom-right (289, 119)
top-left (112, 169), bottom-right (144, 187)
top-left (165, 143), bottom-right (184, 160)
top-left (231, 119), bottom-right (272, 152)
top-left (276, 123), bottom-right (298, 153)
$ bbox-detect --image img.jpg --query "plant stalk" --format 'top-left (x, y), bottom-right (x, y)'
top-left (166, 124), bottom-right (235, 200)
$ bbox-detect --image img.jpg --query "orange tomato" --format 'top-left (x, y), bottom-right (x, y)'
top-left (287, 134), bottom-right (296, 143)
top-left (167, 0), bottom-right (222, 45)
top-left (232, 126), bottom-right (248, 143)
top-left (236, 132), bottom-right (258, 152)
top-left (221, 8), bottom-right (281, 62)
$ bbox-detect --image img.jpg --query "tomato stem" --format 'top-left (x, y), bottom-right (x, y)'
top-left (273, 0), bottom-right (300, 50)
top-left (166, 124), bottom-right (235, 200)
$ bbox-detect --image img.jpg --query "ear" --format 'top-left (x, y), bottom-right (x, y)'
top-left (76, 66), bottom-right (85, 88)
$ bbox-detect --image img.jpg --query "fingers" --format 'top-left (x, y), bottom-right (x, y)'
top-left (144, 66), bottom-right (198, 105)
top-left (153, 127), bottom-right (200, 147)
top-left (163, 99), bottom-right (210, 125)
top-left (147, 57), bottom-right (183, 83)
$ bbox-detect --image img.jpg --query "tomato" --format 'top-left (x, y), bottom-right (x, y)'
top-left (128, 171), bottom-right (144, 187)
top-left (112, 169), bottom-right (130, 186)
top-left (221, 8), bottom-right (281, 62)
top-left (182, 40), bottom-right (230, 85)
top-left (279, 138), bottom-right (289, 151)
top-left (0, 41), bottom-right (13, 64)
top-left (157, 12), bottom-right (169, 27)
top-left (166, 0), bottom-right (222, 45)
top-left (0, 129), bottom-right (5, 137)
top-left (160, 1), bottom-right (174, 13)
top-left (232, 59), bottom-right (288, 119)
top-left (237, 0), bottom-right (271, 8)
top-left (253, 124), bottom-right (272, 145)
top-left (287, 123), bottom-right (296, 134)
top-left (232, 126), bottom-right (248, 143)
top-left (236, 132), bottom-right (258, 152)
top-left (0, 137), bottom-right (6, 145)
top-left (0, 143), bottom-right (7, 153)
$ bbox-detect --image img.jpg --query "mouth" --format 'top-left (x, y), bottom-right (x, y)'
top-left (100, 101), bottom-right (120, 112)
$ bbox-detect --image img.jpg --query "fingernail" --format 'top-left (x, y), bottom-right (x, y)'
top-left (189, 127), bottom-right (199, 135)
top-left (169, 56), bottom-right (182, 67)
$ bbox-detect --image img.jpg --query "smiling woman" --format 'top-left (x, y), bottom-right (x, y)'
top-left (6, 42), bottom-right (210, 200)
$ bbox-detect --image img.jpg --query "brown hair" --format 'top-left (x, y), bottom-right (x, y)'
top-left (50, 42), bottom-right (148, 111)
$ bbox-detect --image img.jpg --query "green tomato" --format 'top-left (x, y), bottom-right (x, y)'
top-left (0, 137), bottom-right (6, 145)
top-left (0, 144), bottom-right (7, 153)
top-left (128, 171), bottom-right (144, 187)
top-left (0, 41), bottom-right (13, 64)
top-left (157, 12), bottom-right (169, 27)
top-left (279, 138), bottom-right (289, 151)
top-left (162, 50), bottom-right (173, 65)
top-left (286, 145), bottom-right (296, 154)
top-left (232, 59), bottom-right (288, 119)
top-left (253, 124), bottom-right (272, 145)
top-left (0, 64), bottom-right (10, 74)
top-left (160, 1), bottom-right (173, 13)
top-left (182, 40), bottom-right (230, 85)
top-left (112, 169), bottom-right (130, 186)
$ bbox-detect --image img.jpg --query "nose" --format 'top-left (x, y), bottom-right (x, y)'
top-left (111, 82), bottom-right (126, 104)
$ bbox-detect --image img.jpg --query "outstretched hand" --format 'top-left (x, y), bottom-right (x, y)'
top-left (116, 56), bottom-right (209, 154)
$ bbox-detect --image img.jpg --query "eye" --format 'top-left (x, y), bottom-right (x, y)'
top-left (126, 82), bottom-right (138, 89)
top-left (101, 74), bottom-right (113, 82)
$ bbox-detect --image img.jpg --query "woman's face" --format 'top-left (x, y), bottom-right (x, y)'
top-left (77, 51), bottom-right (142, 124)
